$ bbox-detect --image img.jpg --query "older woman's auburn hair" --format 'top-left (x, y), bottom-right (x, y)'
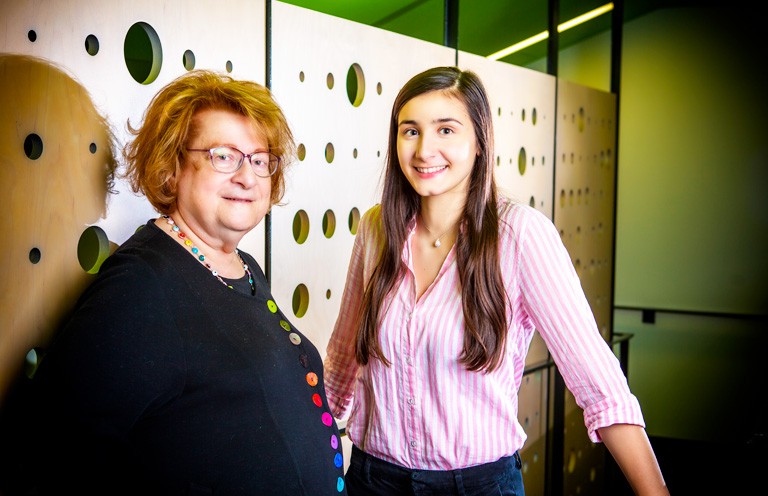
top-left (123, 70), bottom-right (295, 214)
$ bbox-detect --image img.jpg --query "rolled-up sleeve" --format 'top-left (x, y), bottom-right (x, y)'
top-left (324, 207), bottom-right (378, 419)
top-left (516, 207), bottom-right (644, 442)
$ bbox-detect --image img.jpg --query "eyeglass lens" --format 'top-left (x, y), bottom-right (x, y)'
top-left (210, 147), bottom-right (277, 176)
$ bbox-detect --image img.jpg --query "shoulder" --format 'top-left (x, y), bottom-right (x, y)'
top-left (358, 203), bottom-right (384, 238)
top-left (497, 197), bottom-right (552, 234)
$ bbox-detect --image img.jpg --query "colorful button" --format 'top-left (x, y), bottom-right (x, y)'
top-left (312, 393), bottom-right (322, 407)
top-left (279, 320), bottom-right (291, 331)
top-left (334, 452), bottom-right (343, 468)
top-left (299, 353), bottom-right (310, 369)
top-left (289, 332), bottom-right (301, 345)
top-left (336, 477), bottom-right (345, 492)
top-left (330, 434), bottom-right (338, 450)
top-left (306, 372), bottom-right (318, 387)
top-left (321, 412), bottom-right (332, 426)
top-left (267, 300), bottom-right (278, 313)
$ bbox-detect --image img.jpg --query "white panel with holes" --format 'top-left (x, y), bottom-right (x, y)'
top-left (554, 79), bottom-right (617, 342)
top-left (0, 0), bottom-right (266, 250)
top-left (270, 2), bottom-right (455, 351)
top-left (458, 51), bottom-right (556, 220)
top-left (0, 0), bottom-right (267, 402)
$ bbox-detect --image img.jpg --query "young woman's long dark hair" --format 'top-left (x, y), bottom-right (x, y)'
top-left (356, 66), bottom-right (509, 373)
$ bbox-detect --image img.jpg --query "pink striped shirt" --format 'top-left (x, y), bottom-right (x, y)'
top-left (324, 198), bottom-right (644, 470)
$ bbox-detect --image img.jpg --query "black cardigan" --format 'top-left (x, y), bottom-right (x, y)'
top-left (32, 220), bottom-right (346, 495)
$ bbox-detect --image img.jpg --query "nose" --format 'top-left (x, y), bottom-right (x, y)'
top-left (231, 158), bottom-right (260, 188)
top-left (415, 133), bottom-right (437, 161)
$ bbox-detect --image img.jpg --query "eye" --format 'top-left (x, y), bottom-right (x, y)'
top-left (438, 127), bottom-right (454, 135)
top-left (402, 128), bottom-right (418, 137)
top-left (251, 155), bottom-right (269, 167)
top-left (212, 148), bottom-right (237, 162)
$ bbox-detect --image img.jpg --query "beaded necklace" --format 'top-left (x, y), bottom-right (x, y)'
top-left (162, 215), bottom-right (255, 295)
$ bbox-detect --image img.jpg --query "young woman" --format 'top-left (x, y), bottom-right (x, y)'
top-left (324, 66), bottom-right (668, 495)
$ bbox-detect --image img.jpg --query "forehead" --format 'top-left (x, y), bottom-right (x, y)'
top-left (189, 107), bottom-right (265, 142)
top-left (398, 90), bottom-right (470, 122)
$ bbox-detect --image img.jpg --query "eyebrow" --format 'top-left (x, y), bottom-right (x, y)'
top-left (398, 117), bottom-right (464, 127)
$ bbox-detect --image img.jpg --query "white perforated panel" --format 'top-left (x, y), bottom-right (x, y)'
top-left (0, 0), bottom-right (267, 400)
top-left (555, 79), bottom-right (618, 496)
top-left (270, 2), bottom-right (455, 351)
top-left (554, 79), bottom-right (617, 341)
top-left (458, 51), bottom-right (556, 220)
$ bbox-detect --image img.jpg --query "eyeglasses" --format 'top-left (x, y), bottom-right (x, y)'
top-left (186, 146), bottom-right (280, 177)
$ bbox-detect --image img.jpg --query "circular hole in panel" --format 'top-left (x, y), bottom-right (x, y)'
top-left (297, 143), bottom-right (306, 161)
top-left (590, 467), bottom-right (596, 482)
top-left (569, 189), bottom-right (574, 205)
top-left (348, 207), bottom-right (360, 234)
top-left (299, 71), bottom-right (305, 82)
top-left (497, 107), bottom-right (502, 116)
top-left (376, 82), bottom-right (382, 94)
top-left (85, 34), bottom-right (99, 56)
top-left (89, 143), bottom-right (97, 154)
top-left (522, 461), bottom-right (528, 474)
top-left (25, 348), bottom-right (41, 378)
top-left (542, 156), bottom-right (546, 166)
top-left (346, 63), bottom-right (365, 107)
top-left (578, 107), bottom-right (585, 132)
top-left (517, 147), bottom-right (527, 175)
top-left (325, 143), bottom-right (334, 163)
top-left (532, 107), bottom-right (537, 125)
top-left (559, 190), bottom-right (566, 209)
top-left (376, 150), bottom-right (380, 157)
top-left (521, 108), bottom-right (526, 122)
top-left (496, 156), bottom-right (500, 167)
top-left (77, 225), bottom-right (111, 274)
top-left (531, 156), bottom-right (535, 166)
top-left (29, 247), bottom-right (41, 264)
top-left (24, 133), bottom-right (43, 160)
top-left (124, 21), bottom-right (162, 85)
top-left (326, 289), bottom-right (331, 299)
top-left (567, 450), bottom-right (577, 473)
top-left (183, 49), bottom-right (195, 71)
top-left (353, 148), bottom-right (358, 159)
top-left (28, 30), bottom-right (37, 42)
top-left (529, 196), bottom-right (535, 207)
top-left (322, 210), bottom-right (336, 238)
top-left (225, 60), bottom-right (233, 73)
top-left (292, 283), bottom-right (309, 318)
top-left (292, 210), bottom-right (309, 244)
top-left (326, 72), bottom-right (334, 89)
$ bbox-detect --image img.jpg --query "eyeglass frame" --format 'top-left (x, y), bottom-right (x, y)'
top-left (186, 146), bottom-right (281, 177)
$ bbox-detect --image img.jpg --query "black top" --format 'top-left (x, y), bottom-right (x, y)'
top-left (32, 220), bottom-right (346, 495)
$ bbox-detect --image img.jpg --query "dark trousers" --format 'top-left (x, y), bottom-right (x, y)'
top-left (345, 445), bottom-right (525, 496)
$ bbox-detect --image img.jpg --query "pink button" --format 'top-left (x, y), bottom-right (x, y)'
top-left (321, 412), bottom-right (333, 426)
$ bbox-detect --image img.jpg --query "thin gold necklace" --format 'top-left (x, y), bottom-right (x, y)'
top-left (419, 214), bottom-right (459, 248)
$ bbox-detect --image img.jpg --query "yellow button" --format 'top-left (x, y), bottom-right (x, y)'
top-left (267, 300), bottom-right (278, 313)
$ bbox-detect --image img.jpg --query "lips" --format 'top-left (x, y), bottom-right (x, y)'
top-left (223, 196), bottom-right (253, 202)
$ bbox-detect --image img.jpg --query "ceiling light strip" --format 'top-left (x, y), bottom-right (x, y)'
top-left (487, 2), bottom-right (614, 60)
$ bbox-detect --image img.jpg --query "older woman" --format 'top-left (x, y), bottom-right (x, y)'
top-left (33, 70), bottom-right (346, 495)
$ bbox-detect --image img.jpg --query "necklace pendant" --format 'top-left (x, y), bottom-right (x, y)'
top-left (434, 238), bottom-right (442, 248)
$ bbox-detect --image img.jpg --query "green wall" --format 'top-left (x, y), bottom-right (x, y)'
top-left (557, 6), bottom-right (767, 443)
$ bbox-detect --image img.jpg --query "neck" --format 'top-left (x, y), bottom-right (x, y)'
top-left (157, 214), bottom-right (243, 278)
top-left (419, 196), bottom-right (464, 235)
